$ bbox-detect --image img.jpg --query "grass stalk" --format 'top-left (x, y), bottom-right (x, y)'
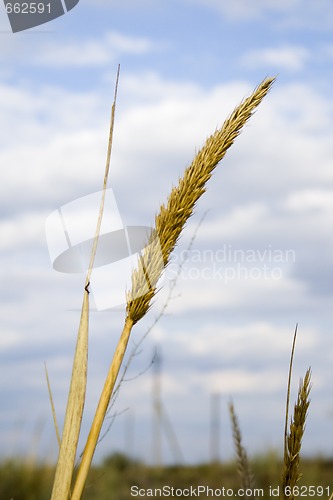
top-left (71, 316), bottom-right (134, 499)
top-left (70, 76), bottom-right (275, 499)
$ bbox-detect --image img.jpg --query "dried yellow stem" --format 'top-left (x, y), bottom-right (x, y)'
top-left (71, 316), bottom-right (134, 500)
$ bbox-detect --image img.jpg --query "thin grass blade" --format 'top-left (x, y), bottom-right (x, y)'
top-left (44, 362), bottom-right (61, 447)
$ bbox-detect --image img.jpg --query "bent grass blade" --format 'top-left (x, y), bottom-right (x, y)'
top-left (50, 66), bottom-right (120, 500)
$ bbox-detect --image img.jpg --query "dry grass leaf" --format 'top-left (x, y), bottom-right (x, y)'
top-left (50, 291), bottom-right (89, 500)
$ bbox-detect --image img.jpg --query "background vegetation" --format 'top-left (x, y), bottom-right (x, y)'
top-left (1, 452), bottom-right (332, 500)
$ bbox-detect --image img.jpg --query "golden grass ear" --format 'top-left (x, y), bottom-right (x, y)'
top-left (126, 77), bottom-right (276, 324)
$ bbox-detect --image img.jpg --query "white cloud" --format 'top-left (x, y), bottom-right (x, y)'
top-left (184, 0), bottom-right (299, 21)
top-left (0, 211), bottom-right (46, 251)
top-left (184, 0), bottom-right (333, 29)
top-left (241, 45), bottom-right (310, 72)
top-left (165, 322), bottom-right (317, 361)
top-left (0, 31), bottom-right (155, 68)
top-left (197, 368), bottom-right (286, 393)
top-left (85, 0), bottom-right (154, 6)
top-left (284, 189), bottom-right (333, 212)
top-left (160, 269), bottom-right (307, 315)
top-left (34, 31), bottom-right (154, 67)
top-left (0, 329), bottom-right (21, 350)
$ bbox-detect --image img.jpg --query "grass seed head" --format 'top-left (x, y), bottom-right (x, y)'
top-left (127, 77), bottom-right (275, 324)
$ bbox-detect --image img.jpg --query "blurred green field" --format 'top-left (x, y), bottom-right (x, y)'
top-left (1, 452), bottom-right (332, 500)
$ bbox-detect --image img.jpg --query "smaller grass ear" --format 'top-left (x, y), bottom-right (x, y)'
top-left (229, 400), bottom-right (255, 498)
top-left (281, 324), bottom-right (312, 500)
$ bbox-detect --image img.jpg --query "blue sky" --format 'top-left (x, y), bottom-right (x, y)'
top-left (0, 0), bottom-right (333, 467)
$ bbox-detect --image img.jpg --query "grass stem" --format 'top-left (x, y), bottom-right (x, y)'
top-left (71, 316), bottom-right (134, 500)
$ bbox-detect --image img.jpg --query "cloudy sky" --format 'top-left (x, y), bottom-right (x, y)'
top-left (1, 0), bottom-right (333, 467)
